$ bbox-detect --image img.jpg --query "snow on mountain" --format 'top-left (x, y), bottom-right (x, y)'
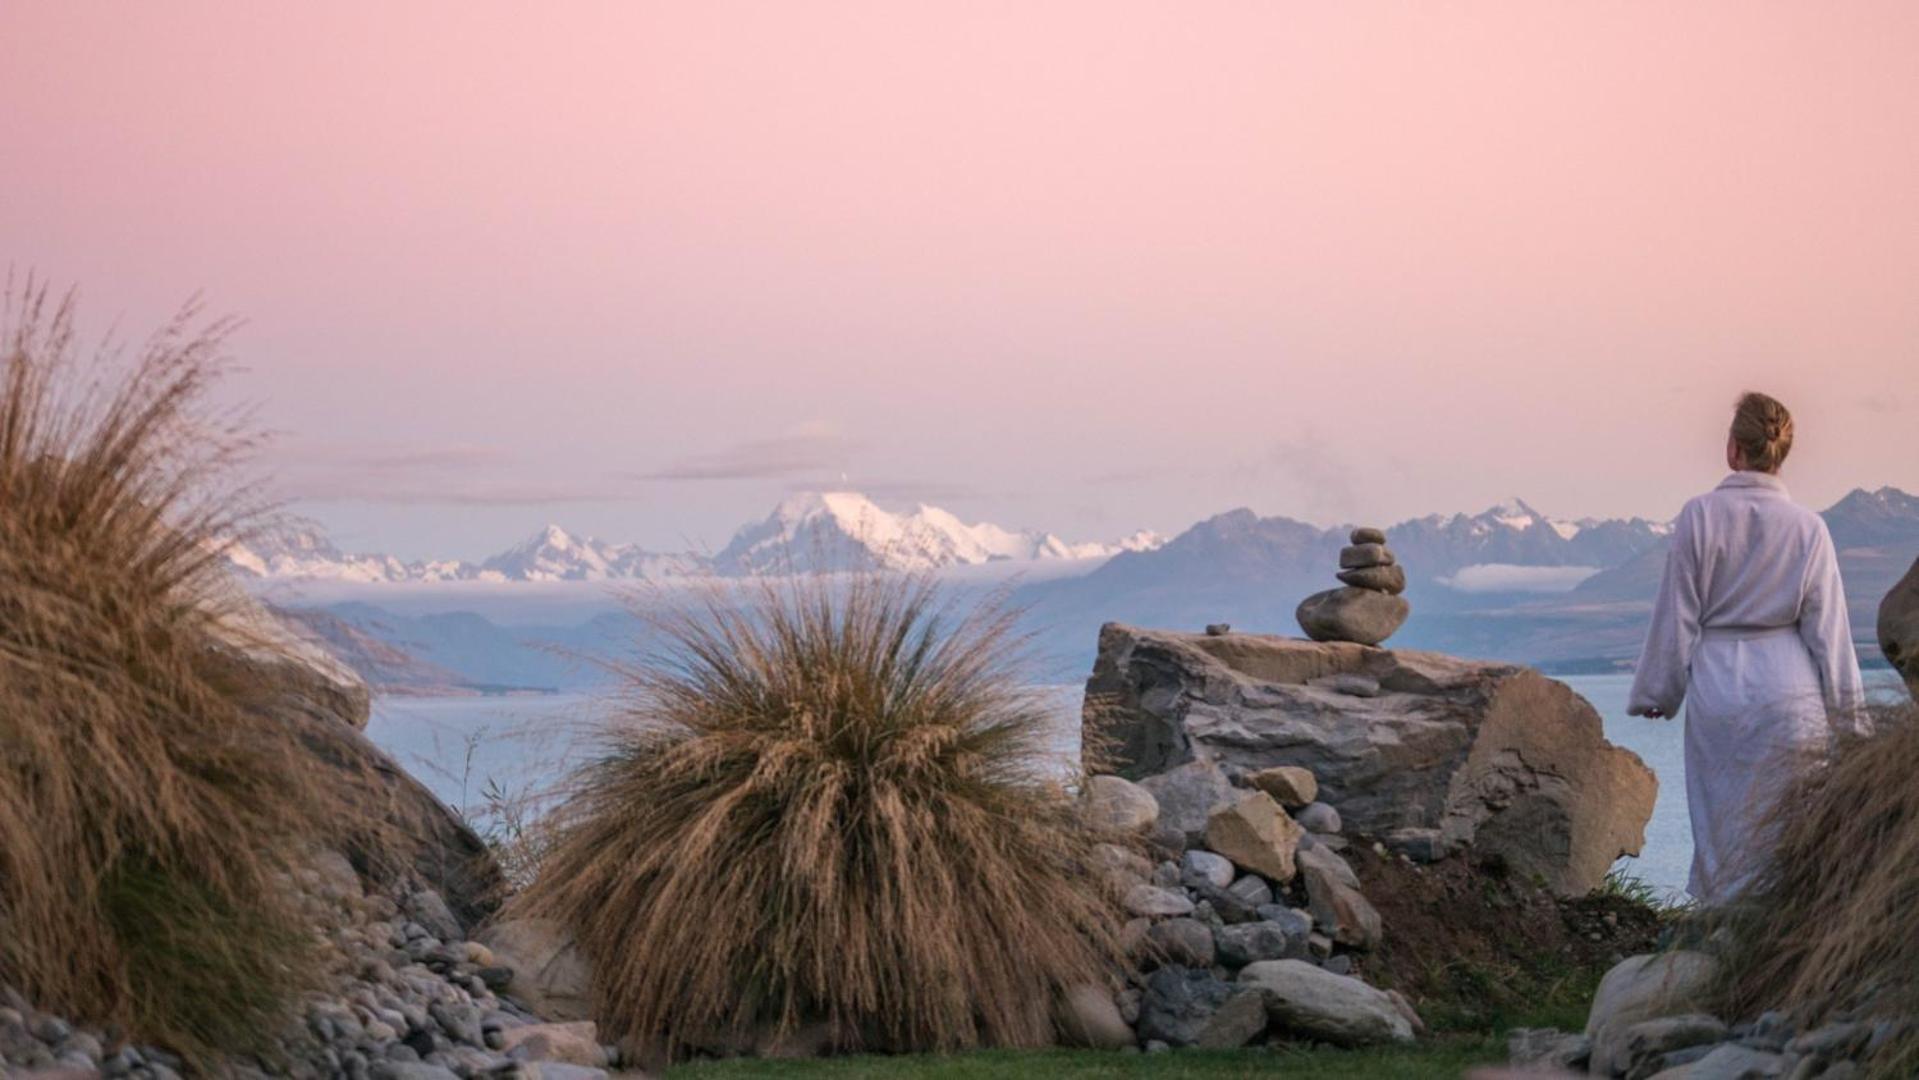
top-left (712, 492), bottom-right (1153, 575)
top-left (475, 524), bottom-right (702, 582)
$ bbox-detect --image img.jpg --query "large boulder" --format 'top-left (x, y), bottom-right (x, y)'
top-left (207, 592), bottom-right (506, 929)
top-left (1584, 951), bottom-right (1719, 1077)
top-left (1082, 625), bottom-right (1656, 895)
top-left (1878, 556), bottom-right (1919, 698)
top-left (1237, 960), bottom-right (1414, 1046)
top-left (476, 919), bottom-right (596, 1022)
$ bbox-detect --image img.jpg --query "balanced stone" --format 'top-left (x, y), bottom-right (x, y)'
top-left (1335, 563), bottom-right (1407, 594)
top-left (1350, 526), bottom-right (1387, 545)
top-left (1296, 587), bottom-right (1410, 647)
top-left (1338, 543), bottom-right (1394, 570)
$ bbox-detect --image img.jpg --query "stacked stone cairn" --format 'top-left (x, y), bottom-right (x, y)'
top-left (1068, 761), bottom-right (1421, 1053)
top-left (1295, 528), bottom-right (1410, 647)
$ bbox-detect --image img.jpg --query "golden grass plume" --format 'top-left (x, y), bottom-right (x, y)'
top-left (0, 280), bottom-right (394, 1061)
top-left (1715, 701), bottom-right (1919, 1076)
top-left (511, 573), bottom-right (1126, 1058)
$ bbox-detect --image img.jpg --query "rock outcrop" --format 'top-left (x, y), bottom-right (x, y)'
top-left (210, 592), bottom-right (507, 930)
top-left (1878, 555), bottom-right (1919, 697)
top-left (1082, 624), bottom-right (1656, 895)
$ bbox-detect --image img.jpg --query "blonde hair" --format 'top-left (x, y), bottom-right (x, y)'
top-left (1731, 391), bottom-right (1794, 473)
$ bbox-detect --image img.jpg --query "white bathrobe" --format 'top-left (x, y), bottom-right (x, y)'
top-left (1628, 471), bottom-right (1867, 902)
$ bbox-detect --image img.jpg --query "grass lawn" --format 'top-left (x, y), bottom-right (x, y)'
top-left (667, 1036), bottom-right (1509, 1078)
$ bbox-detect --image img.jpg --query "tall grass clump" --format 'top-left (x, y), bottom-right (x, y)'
top-left (0, 282), bottom-right (392, 1060)
top-left (1716, 702), bottom-right (1919, 1076)
top-left (513, 574), bottom-right (1126, 1059)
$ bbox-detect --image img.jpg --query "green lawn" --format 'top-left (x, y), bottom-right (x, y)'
top-left (667, 1038), bottom-right (1508, 1078)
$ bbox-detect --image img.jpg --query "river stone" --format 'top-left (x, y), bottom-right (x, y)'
top-left (1083, 625), bottom-right (1657, 895)
top-left (1349, 527), bottom-right (1387, 545)
top-left (496, 1022), bottom-right (604, 1067)
top-left (1296, 587), bottom-right (1410, 647)
top-left (1137, 967), bottom-right (1235, 1048)
top-left (1204, 792), bottom-right (1304, 883)
top-left (1194, 989), bottom-right (1269, 1049)
top-left (1147, 918), bottom-right (1216, 968)
top-left (1336, 563), bottom-right (1408, 594)
top-left (1124, 884), bottom-right (1196, 918)
top-left (1621, 1014), bottom-right (1730, 1077)
top-left (1247, 765), bottom-right (1318, 808)
top-left (1225, 874), bottom-right (1272, 908)
top-left (1296, 844), bottom-right (1382, 949)
top-left (1338, 543), bottom-right (1395, 570)
top-left (1081, 775), bottom-right (1159, 833)
top-left (1655, 1042), bottom-right (1788, 1079)
top-left (1214, 920), bottom-right (1302, 967)
top-left (1237, 960), bottom-right (1414, 1046)
top-left (1056, 985), bottom-right (1134, 1050)
top-left (1296, 802), bottom-right (1342, 834)
top-left (1136, 760), bottom-right (1237, 848)
top-left (1585, 952), bottom-right (1719, 1077)
top-left (1879, 555), bottom-right (1919, 698)
top-left (1180, 850), bottom-right (1236, 890)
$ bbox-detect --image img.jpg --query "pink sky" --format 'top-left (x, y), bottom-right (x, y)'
top-left (3, 3), bottom-right (1916, 557)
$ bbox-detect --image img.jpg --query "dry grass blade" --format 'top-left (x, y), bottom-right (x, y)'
top-left (0, 278), bottom-right (398, 1063)
top-left (1714, 702), bottom-right (1919, 1077)
top-left (511, 573), bottom-right (1126, 1059)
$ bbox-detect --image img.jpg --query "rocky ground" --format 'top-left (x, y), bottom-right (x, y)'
top-left (1509, 949), bottom-right (1911, 1078)
top-left (0, 852), bottom-right (625, 1080)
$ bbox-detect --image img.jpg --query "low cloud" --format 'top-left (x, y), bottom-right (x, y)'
top-left (641, 424), bottom-right (853, 481)
top-left (1437, 563), bottom-right (1602, 594)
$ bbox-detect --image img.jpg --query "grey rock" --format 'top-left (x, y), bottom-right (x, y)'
top-left (1349, 527), bottom-right (1387, 546)
top-left (1137, 966), bottom-right (1236, 1048)
top-left (1194, 989), bottom-right (1268, 1050)
top-left (1622, 1014), bottom-right (1731, 1077)
top-left (1585, 952), bottom-right (1720, 1077)
top-left (1383, 827), bottom-right (1445, 862)
top-left (1296, 587), bottom-right (1410, 647)
top-left (1136, 760), bottom-right (1237, 849)
top-left (1322, 954), bottom-right (1353, 976)
top-left (523, 1065), bottom-right (609, 1080)
top-left (1660, 1042), bottom-right (1787, 1079)
top-left (1123, 884), bottom-right (1196, 918)
top-left (1150, 860), bottom-right (1182, 888)
top-left (1336, 563), bottom-right (1408, 594)
top-left (1180, 850), bottom-right (1235, 890)
top-left (1205, 623), bottom-right (1232, 636)
top-left (1214, 921), bottom-right (1302, 967)
top-left (1786, 1020), bottom-right (1870, 1061)
top-left (1225, 874), bottom-right (1273, 908)
top-left (1296, 843), bottom-right (1382, 950)
top-left (1509, 1027), bottom-right (1592, 1070)
top-left (1083, 626), bottom-right (1658, 896)
top-left (1339, 543), bottom-right (1395, 569)
top-left (1237, 960), bottom-right (1414, 1046)
top-left (1146, 918), bottom-right (1216, 968)
top-left (1877, 555), bottom-right (1919, 698)
top-left (1296, 802), bottom-right (1342, 834)
top-left (1056, 984), bottom-right (1134, 1050)
top-left (1081, 775), bottom-right (1159, 834)
top-left (371, 1064), bottom-right (460, 1080)
top-left (1186, 879), bottom-right (1258, 924)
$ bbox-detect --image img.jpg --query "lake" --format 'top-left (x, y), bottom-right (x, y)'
top-left (367, 673), bottom-right (1895, 904)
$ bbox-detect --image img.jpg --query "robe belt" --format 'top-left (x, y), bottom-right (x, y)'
top-left (1698, 624), bottom-right (1800, 642)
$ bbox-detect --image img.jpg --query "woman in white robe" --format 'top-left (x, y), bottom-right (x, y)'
top-left (1628, 392), bottom-right (1867, 903)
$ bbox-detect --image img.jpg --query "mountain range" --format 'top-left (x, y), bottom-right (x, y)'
top-left (228, 491), bottom-right (1163, 583)
top-left (259, 485), bottom-right (1919, 690)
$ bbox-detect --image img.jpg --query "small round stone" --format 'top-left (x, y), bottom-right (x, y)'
top-left (1350, 526), bottom-right (1387, 545)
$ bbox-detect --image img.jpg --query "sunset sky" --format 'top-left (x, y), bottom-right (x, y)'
top-left (4, 3), bottom-right (1916, 558)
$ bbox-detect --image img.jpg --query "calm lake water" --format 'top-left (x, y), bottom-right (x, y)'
top-left (366, 673), bottom-right (1899, 904)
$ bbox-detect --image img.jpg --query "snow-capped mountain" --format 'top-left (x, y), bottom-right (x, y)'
top-left (227, 493), bottom-right (1160, 583)
top-left (476, 524), bottom-right (707, 582)
top-left (713, 492), bottom-right (1162, 575)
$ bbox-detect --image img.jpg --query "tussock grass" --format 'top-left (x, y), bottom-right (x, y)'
top-left (1716, 703), bottom-right (1919, 1075)
top-left (512, 575), bottom-right (1126, 1059)
top-left (0, 282), bottom-right (394, 1061)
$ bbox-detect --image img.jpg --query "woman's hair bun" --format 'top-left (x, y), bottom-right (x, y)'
top-left (1731, 391), bottom-right (1794, 473)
